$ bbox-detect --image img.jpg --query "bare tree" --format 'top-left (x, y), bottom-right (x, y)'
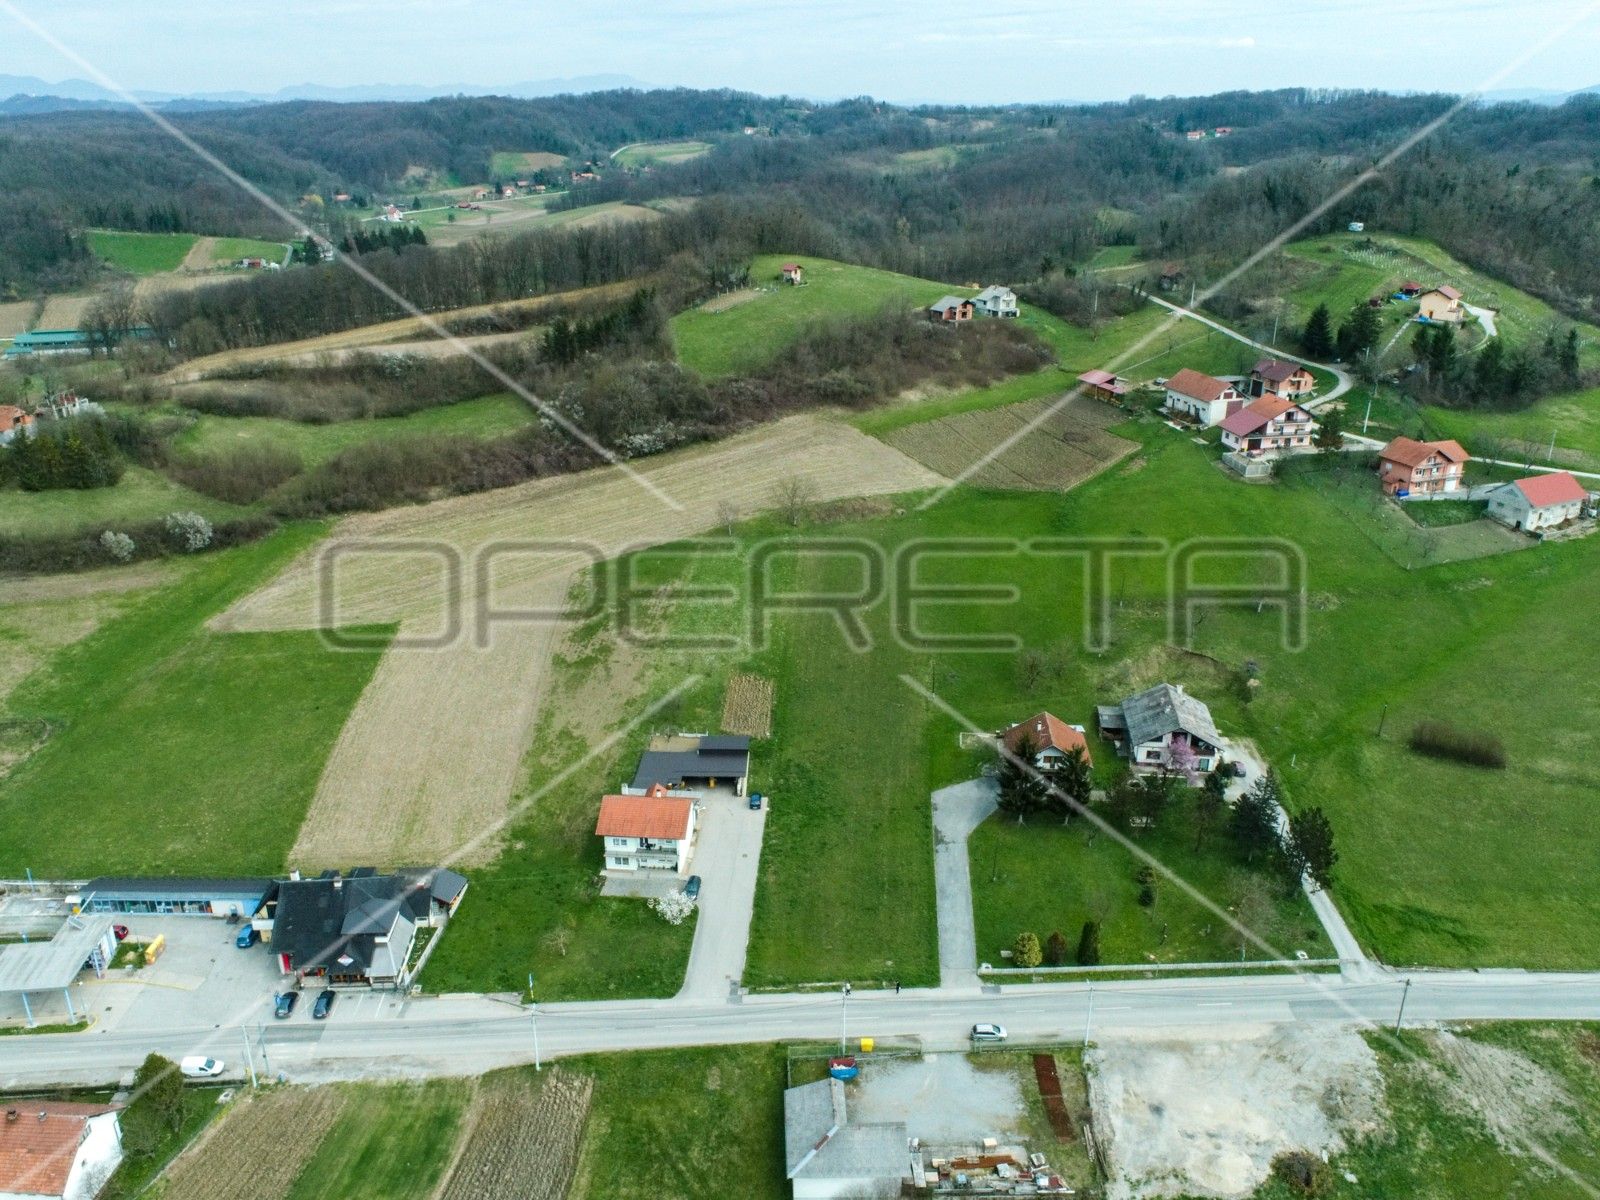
top-left (771, 476), bottom-right (817, 526)
top-left (716, 498), bottom-right (739, 535)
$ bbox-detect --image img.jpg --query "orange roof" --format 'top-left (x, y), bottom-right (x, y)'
top-left (1512, 471), bottom-right (1589, 507)
top-left (0, 405), bottom-right (34, 429)
top-left (1165, 368), bottom-right (1233, 404)
top-left (596, 793), bottom-right (693, 840)
top-left (0, 1102), bottom-right (117, 1197)
top-left (1379, 436), bottom-right (1468, 468)
top-left (1002, 712), bottom-right (1092, 765)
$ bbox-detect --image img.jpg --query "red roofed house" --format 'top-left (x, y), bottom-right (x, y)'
top-left (1247, 358), bottom-right (1316, 398)
top-left (1486, 471), bottom-right (1591, 532)
top-left (1219, 395), bottom-right (1317, 456)
top-left (596, 783), bottom-right (698, 874)
top-left (0, 405), bottom-right (35, 446)
top-left (780, 262), bottom-right (804, 285)
top-left (1376, 436), bottom-right (1469, 496)
top-left (1417, 285), bottom-right (1465, 324)
top-left (0, 1101), bottom-right (122, 1200)
top-left (1163, 368), bottom-right (1244, 428)
top-left (1000, 712), bottom-right (1092, 770)
top-left (1076, 369), bottom-right (1128, 403)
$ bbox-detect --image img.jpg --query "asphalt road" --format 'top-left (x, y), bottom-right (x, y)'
top-left (1144, 294), bottom-right (1353, 405)
top-left (7, 968), bottom-right (1600, 1089)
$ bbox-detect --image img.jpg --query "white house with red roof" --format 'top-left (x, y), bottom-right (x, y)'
top-left (1163, 368), bottom-right (1244, 427)
top-left (1486, 471), bottom-right (1591, 532)
top-left (1219, 395), bottom-right (1317, 456)
top-left (999, 711), bottom-right (1093, 770)
top-left (1417, 285), bottom-right (1466, 324)
top-left (595, 783), bottom-right (698, 874)
top-left (0, 1101), bottom-right (122, 1200)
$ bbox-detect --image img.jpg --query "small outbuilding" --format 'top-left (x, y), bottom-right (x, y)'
top-left (631, 734), bottom-right (751, 796)
top-left (780, 262), bottom-right (805, 285)
top-left (1486, 471), bottom-right (1590, 532)
top-left (1076, 369), bottom-right (1128, 403)
top-left (78, 877), bottom-right (272, 919)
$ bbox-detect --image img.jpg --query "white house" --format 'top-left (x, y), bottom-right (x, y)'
top-left (596, 783), bottom-right (698, 874)
top-left (1218, 395), bottom-right (1317, 456)
top-left (1097, 683), bottom-right (1224, 776)
top-left (1487, 471), bottom-right (1590, 532)
top-left (1163, 368), bottom-right (1244, 428)
top-left (999, 711), bottom-right (1093, 770)
top-left (0, 1102), bottom-right (123, 1200)
top-left (972, 285), bottom-right (1019, 318)
top-left (784, 1078), bottom-right (911, 1200)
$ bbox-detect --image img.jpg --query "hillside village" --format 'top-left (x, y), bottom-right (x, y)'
top-left (2, 66), bottom-right (1600, 1200)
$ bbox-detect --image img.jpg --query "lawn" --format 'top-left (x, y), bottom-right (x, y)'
top-left (612, 140), bottom-right (713, 167)
top-left (1402, 498), bottom-right (1488, 527)
top-left (0, 526), bottom-right (391, 877)
top-left (671, 254), bottom-right (956, 376)
top-left (7, 465), bottom-right (253, 538)
top-left (174, 393), bottom-right (535, 468)
top-left (285, 1081), bottom-right (471, 1200)
top-left (970, 796), bottom-right (1332, 969)
top-left (85, 229), bottom-right (198, 274)
top-left (208, 236), bottom-right (289, 265)
top-left (489, 149), bottom-right (568, 175)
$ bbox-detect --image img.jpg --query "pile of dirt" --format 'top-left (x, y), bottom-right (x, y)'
top-left (1420, 1030), bottom-right (1579, 1154)
top-left (1087, 1026), bottom-right (1387, 1199)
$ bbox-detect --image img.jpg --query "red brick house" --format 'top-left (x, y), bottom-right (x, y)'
top-left (1248, 358), bottom-right (1316, 398)
top-left (927, 295), bottom-right (974, 322)
top-left (1219, 395), bottom-right (1317, 455)
top-left (1376, 436), bottom-right (1469, 495)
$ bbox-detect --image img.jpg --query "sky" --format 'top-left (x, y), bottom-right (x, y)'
top-left (4, 0), bottom-right (1599, 103)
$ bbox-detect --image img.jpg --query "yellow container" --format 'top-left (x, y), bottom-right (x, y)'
top-left (859, 1036), bottom-right (875, 1053)
top-left (143, 934), bottom-right (166, 964)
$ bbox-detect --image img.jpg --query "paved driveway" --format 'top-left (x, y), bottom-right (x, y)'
top-left (932, 778), bottom-right (998, 990)
top-left (677, 792), bottom-right (767, 1001)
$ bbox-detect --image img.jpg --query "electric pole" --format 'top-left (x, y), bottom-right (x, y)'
top-left (241, 1026), bottom-right (257, 1088)
top-left (529, 973), bottom-right (541, 1071)
top-left (1083, 986), bottom-right (1095, 1048)
top-left (1394, 977), bottom-right (1413, 1033)
top-left (840, 982), bottom-right (851, 1055)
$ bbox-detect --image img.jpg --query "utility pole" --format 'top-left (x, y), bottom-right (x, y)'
top-left (1083, 986), bottom-right (1095, 1048)
top-left (840, 982), bottom-right (852, 1055)
top-left (529, 973), bottom-right (541, 1072)
top-left (241, 1027), bottom-right (258, 1088)
top-left (1393, 977), bottom-right (1413, 1033)
top-left (1548, 429), bottom-right (1558, 464)
top-left (1363, 389), bottom-right (1374, 435)
top-left (257, 1024), bottom-right (270, 1080)
top-left (1376, 703), bottom-right (1388, 738)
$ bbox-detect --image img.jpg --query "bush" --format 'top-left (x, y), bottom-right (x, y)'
top-left (164, 511), bottom-right (214, 552)
top-left (1408, 719), bottom-right (1507, 769)
top-left (1271, 1150), bottom-right (1332, 1196)
top-left (99, 530), bottom-right (136, 562)
top-left (166, 444), bottom-right (302, 504)
top-left (1076, 920), bottom-right (1101, 966)
top-left (1044, 930), bottom-right (1070, 967)
top-left (1137, 883), bottom-right (1157, 908)
top-left (1012, 931), bottom-right (1043, 969)
top-left (0, 514), bottom-right (276, 575)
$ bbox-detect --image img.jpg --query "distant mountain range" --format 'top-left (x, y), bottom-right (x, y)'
top-left (1479, 83), bottom-right (1600, 105)
top-left (0, 73), bottom-right (659, 115)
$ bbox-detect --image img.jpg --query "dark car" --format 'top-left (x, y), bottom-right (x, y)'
top-left (312, 989), bottom-right (336, 1020)
top-left (273, 991), bottom-right (297, 1019)
top-left (1228, 761), bottom-right (1248, 778)
top-left (235, 925), bottom-right (259, 949)
top-left (748, 792), bottom-right (764, 811)
top-left (112, 924), bottom-right (130, 942)
top-left (683, 875), bottom-right (702, 900)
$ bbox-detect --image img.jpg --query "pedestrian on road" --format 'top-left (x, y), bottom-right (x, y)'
top-left (894, 980), bottom-right (901, 994)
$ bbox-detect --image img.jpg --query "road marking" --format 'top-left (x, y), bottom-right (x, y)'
top-left (1196, 1001), bottom-right (1233, 1007)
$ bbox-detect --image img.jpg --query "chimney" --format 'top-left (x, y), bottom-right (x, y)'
top-left (5, 1108), bottom-right (17, 1122)
top-left (37, 1110), bottom-right (47, 1122)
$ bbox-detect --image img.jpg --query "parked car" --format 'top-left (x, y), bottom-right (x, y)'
top-left (748, 792), bottom-right (764, 811)
top-left (235, 925), bottom-right (259, 948)
top-left (179, 1056), bottom-right (224, 1078)
top-left (971, 1023), bottom-right (1008, 1043)
top-left (273, 991), bottom-right (297, 1019)
top-left (683, 875), bottom-right (702, 900)
top-left (312, 990), bottom-right (336, 1020)
top-left (112, 924), bottom-right (129, 942)
top-left (1227, 761), bottom-right (1248, 778)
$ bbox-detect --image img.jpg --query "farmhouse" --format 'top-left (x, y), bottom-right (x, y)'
top-left (0, 1101), bottom-right (122, 1200)
top-left (631, 733), bottom-right (751, 796)
top-left (1247, 358), bottom-right (1315, 398)
top-left (1416, 285), bottom-right (1465, 323)
top-left (784, 1077), bottom-right (912, 1200)
top-left (1486, 471), bottom-right (1591, 532)
top-left (1000, 711), bottom-right (1092, 770)
top-left (1376, 436), bottom-right (1468, 496)
top-left (1076, 369), bottom-right (1128, 403)
top-left (972, 285), bottom-right (1019, 318)
top-left (1157, 263), bottom-right (1185, 291)
top-left (597, 783), bottom-right (698, 874)
top-left (1097, 683), bottom-right (1224, 775)
top-left (1219, 395), bottom-right (1316, 456)
top-left (1163, 368), bottom-right (1244, 428)
top-left (781, 262), bottom-right (805, 285)
top-left (927, 296), bottom-right (974, 322)
top-left (0, 406), bottom-right (34, 445)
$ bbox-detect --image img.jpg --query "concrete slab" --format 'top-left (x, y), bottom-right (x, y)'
top-left (933, 778), bottom-right (998, 990)
top-left (677, 789), bottom-right (767, 1001)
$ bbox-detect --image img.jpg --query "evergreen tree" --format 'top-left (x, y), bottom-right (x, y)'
top-left (1195, 763), bottom-right (1229, 850)
top-left (1012, 931), bottom-right (1043, 969)
top-left (1075, 920), bottom-right (1101, 966)
top-left (1042, 745), bottom-right (1093, 824)
top-left (1474, 335), bottom-right (1505, 397)
top-left (1044, 930), bottom-right (1070, 967)
top-left (1314, 403), bottom-right (1344, 450)
top-left (1287, 806), bottom-right (1339, 891)
top-left (997, 734), bottom-right (1046, 821)
top-left (1560, 329), bottom-right (1581, 383)
top-left (1336, 302), bottom-right (1380, 360)
top-left (1230, 771), bottom-right (1282, 863)
top-left (1301, 303), bottom-right (1335, 358)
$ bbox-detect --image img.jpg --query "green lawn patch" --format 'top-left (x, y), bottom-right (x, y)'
top-left (85, 230), bottom-right (197, 275)
top-left (612, 140), bottom-right (713, 167)
top-left (1402, 498), bottom-right (1488, 527)
top-left (7, 465), bottom-right (253, 538)
top-left (0, 525), bottom-right (391, 877)
top-left (972, 798), bottom-right (1330, 968)
top-left (209, 236), bottom-right (289, 265)
top-left (489, 149), bottom-right (568, 176)
top-left (285, 1081), bottom-right (471, 1200)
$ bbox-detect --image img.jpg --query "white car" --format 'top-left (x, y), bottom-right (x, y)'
top-left (179, 1056), bottom-right (225, 1078)
top-left (971, 1023), bottom-right (1008, 1043)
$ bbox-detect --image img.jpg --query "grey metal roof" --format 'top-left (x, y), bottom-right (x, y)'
top-left (0, 916), bottom-right (114, 994)
top-left (783, 1078), bottom-right (907, 1183)
top-left (928, 295), bottom-right (971, 311)
top-left (396, 866), bottom-right (468, 905)
top-left (83, 876), bottom-right (272, 899)
top-left (631, 748), bottom-right (749, 790)
top-left (974, 285), bottom-right (1015, 302)
top-left (1119, 683), bottom-right (1222, 749)
top-left (699, 735), bottom-right (751, 752)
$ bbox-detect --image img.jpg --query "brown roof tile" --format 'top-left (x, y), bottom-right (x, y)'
top-left (0, 1102), bottom-right (116, 1197)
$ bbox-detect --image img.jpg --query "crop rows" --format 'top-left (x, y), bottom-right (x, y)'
top-left (437, 1069), bottom-right (594, 1200)
top-left (159, 1087), bottom-right (350, 1200)
top-left (721, 673), bottom-right (774, 738)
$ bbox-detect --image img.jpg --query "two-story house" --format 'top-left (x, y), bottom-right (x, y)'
top-left (1096, 683), bottom-right (1224, 777)
top-left (1163, 369), bottom-right (1244, 428)
top-left (1219, 395), bottom-right (1317, 456)
top-left (972, 285), bottom-right (1019, 318)
top-left (596, 784), bottom-right (698, 875)
top-left (1416, 285), bottom-right (1465, 324)
top-left (999, 711), bottom-right (1093, 770)
top-left (927, 295), bottom-right (974, 322)
top-left (1247, 359), bottom-right (1316, 398)
top-left (1376, 436), bottom-right (1469, 496)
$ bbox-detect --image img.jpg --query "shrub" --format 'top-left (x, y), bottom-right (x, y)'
top-left (163, 511), bottom-right (214, 552)
top-left (0, 514), bottom-right (275, 575)
top-left (1076, 920), bottom-right (1101, 966)
top-left (1044, 930), bottom-right (1070, 967)
top-left (1271, 1150), bottom-right (1332, 1196)
top-left (1012, 931), bottom-right (1043, 969)
top-left (166, 444), bottom-right (303, 504)
top-left (99, 530), bottom-right (136, 562)
top-left (1137, 883), bottom-right (1157, 908)
top-left (1407, 719), bottom-right (1507, 769)
top-left (649, 890), bottom-right (695, 926)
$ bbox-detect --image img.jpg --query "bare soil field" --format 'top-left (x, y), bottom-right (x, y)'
top-left (218, 415), bottom-right (944, 868)
top-left (34, 293), bottom-right (92, 330)
top-left (721, 673), bottom-right (774, 738)
top-left (882, 395), bottom-right (1137, 490)
top-left (0, 301), bottom-right (34, 338)
top-left (179, 236), bottom-right (219, 271)
top-left (436, 1069), bottom-right (593, 1200)
top-left (158, 1087), bottom-right (351, 1200)
top-left (168, 281), bottom-right (638, 379)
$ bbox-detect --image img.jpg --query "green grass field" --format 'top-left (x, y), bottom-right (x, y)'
top-left (7, 465), bottom-right (253, 538)
top-left (489, 149), bottom-right (568, 176)
top-left (0, 526), bottom-right (390, 877)
top-left (86, 229), bottom-right (198, 274)
top-left (208, 236), bottom-right (289, 265)
top-left (612, 140), bottom-right (713, 167)
top-left (285, 1082), bottom-right (471, 1200)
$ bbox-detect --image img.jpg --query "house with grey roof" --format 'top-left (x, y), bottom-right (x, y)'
top-left (1096, 682), bottom-right (1225, 776)
top-left (784, 1078), bottom-right (913, 1200)
top-left (927, 295), bottom-right (974, 322)
top-left (629, 733), bottom-right (751, 797)
top-left (972, 285), bottom-right (1019, 318)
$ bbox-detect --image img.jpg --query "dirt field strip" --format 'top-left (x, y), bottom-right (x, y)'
top-left (436, 1069), bottom-right (592, 1200)
top-left (0, 300), bottom-right (34, 338)
top-left (158, 1086), bottom-right (352, 1200)
top-left (721, 673), bottom-right (774, 738)
top-left (34, 293), bottom-right (93, 331)
top-left (218, 415), bottom-right (945, 868)
top-left (180, 236), bottom-right (219, 272)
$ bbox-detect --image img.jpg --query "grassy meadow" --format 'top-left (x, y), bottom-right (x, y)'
top-left (612, 140), bottom-right (713, 167)
top-left (284, 1082), bottom-right (471, 1200)
top-left (5, 465), bottom-right (254, 537)
top-left (208, 236), bottom-right (290, 265)
top-left (86, 229), bottom-right (198, 274)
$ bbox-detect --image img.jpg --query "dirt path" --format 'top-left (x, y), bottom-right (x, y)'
top-left (180, 236), bottom-right (218, 272)
top-left (220, 415), bottom-right (946, 868)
